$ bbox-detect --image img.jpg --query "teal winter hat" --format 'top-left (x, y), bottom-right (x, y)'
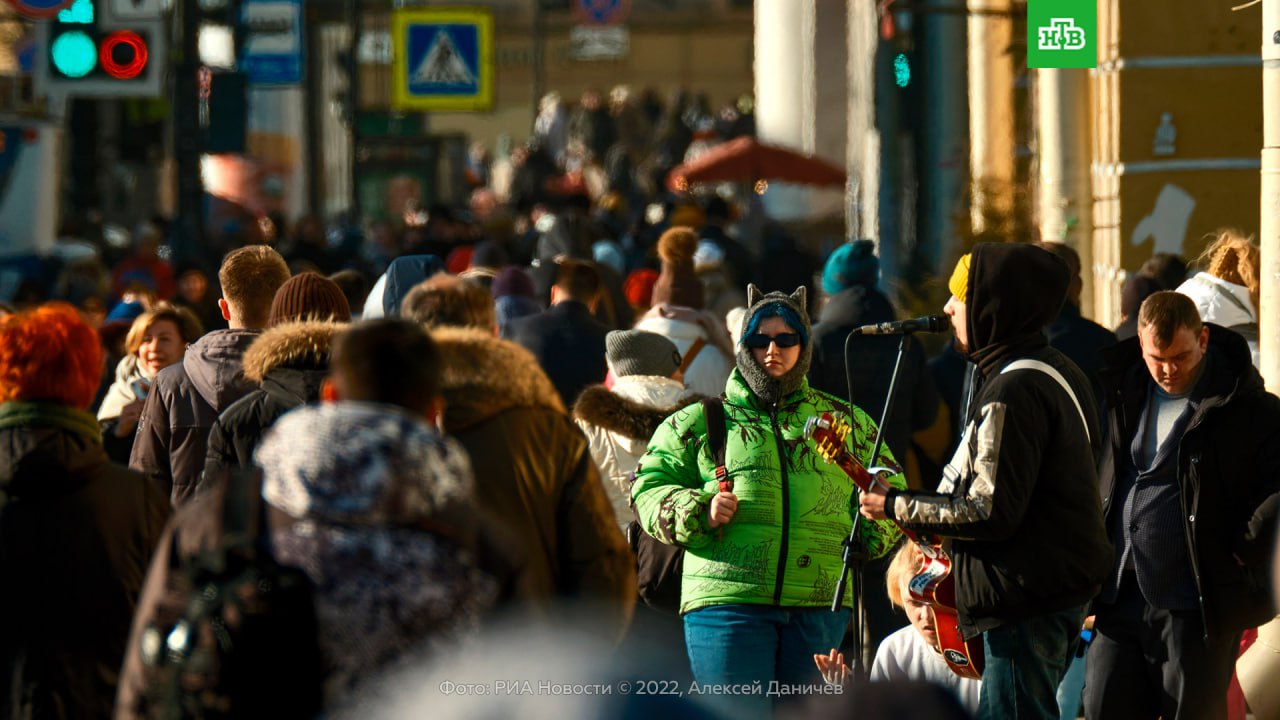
top-left (821, 240), bottom-right (880, 294)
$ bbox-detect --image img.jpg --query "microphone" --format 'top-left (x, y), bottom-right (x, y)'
top-left (852, 314), bottom-right (950, 335)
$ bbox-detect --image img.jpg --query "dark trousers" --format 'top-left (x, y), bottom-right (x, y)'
top-left (1083, 575), bottom-right (1241, 720)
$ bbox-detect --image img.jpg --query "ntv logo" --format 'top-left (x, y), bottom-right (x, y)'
top-left (1038, 18), bottom-right (1087, 51)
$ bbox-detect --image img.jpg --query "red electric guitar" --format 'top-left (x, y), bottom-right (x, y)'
top-left (804, 411), bottom-right (984, 679)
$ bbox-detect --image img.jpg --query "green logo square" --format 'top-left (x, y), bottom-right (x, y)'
top-left (1027, 0), bottom-right (1097, 69)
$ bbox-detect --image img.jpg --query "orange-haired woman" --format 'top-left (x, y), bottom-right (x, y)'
top-left (0, 303), bottom-right (169, 718)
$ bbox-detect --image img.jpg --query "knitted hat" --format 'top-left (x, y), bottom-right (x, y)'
top-left (693, 240), bottom-right (724, 273)
top-left (470, 240), bottom-right (509, 270)
top-left (948, 253), bottom-right (972, 302)
top-left (269, 272), bottom-right (352, 326)
top-left (668, 205), bottom-right (705, 229)
top-left (650, 227), bottom-right (704, 309)
top-left (592, 240), bottom-right (626, 275)
top-left (606, 329), bottom-right (682, 379)
top-left (623, 268), bottom-right (659, 308)
top-left (821, 240), bottom-right (880, 294)
top-left (106, 299), bottom-right (146, 324)
top-left (491, 266), bottom-right (535, 299)
top-left (736, 284), bottom-right (813, 404)
top-left (445, 246), bottom-right (474, 275)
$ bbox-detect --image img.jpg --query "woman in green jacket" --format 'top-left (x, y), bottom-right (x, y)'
top-left (631, 285), bottom-right (905, 719)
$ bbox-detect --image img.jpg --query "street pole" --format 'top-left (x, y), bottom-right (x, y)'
top-left (920, 0), bottom-right (968, 277)
top-left (346, 0), bottom-right (360, 225)
top-left (967, 0), bottom-right (1014, 235)
top-left (174, 0), bottom-right (206, 269)
top-left (532, 0), bottom-right (545, 128)
top-left (846, 0), bottom-right (878, 245)
top-left (1262, 0), bottom-right (1280, 392)
top-left (1037, 68), bottom-right (1095, 317)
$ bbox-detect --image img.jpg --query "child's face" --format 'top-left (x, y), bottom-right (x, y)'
top-left (901, 577), bottom-right (938, 650)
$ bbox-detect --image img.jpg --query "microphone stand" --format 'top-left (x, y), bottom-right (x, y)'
top-left (833, 328), bottom-right (911, 681)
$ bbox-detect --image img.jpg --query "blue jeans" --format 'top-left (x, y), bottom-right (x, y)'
top-left (979, 605), bottom-right (1086, 720)
top-left (683, 604), bottom-right (848, 720)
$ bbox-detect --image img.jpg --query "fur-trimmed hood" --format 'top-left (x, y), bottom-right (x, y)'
top-left (572, 378), bottom-right (700, 441)
top-left (242, 320), bottom-right (342, 383)
top-left (430, 326), bottom-right (566, 432)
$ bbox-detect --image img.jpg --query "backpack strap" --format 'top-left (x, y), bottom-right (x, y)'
top-left (1001, 359), bottom-right (1090, 443)
top-left (673, 338), bottom-right (707, 383)
top-left (702, 397), bottom-right (730, 492)
top-left (220, 468), bottom-right (270, 560)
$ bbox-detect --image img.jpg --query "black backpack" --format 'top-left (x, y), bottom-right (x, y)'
top-left (627, 397), bottom-right (728, 614)
top-left (135, 470), bottom-right (324, 719)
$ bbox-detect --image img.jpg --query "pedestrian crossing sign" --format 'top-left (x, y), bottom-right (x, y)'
top-left (392, 7), bottom-right (493, 112)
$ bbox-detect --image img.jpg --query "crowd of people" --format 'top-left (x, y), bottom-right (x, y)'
top-left (0, 86), bottom-right (1276, 720)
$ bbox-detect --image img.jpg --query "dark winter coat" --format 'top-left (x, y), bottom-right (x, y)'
top-left (1097, 325), bottom-right (1280, 636)
top-left (885, 243), bottom-right (1113, 638)
top-left (506, 300), bottom-right (609, 408)
top-left (201, 321), bottom-right (339, 487)
top-left (809, 285), bottom-right (940, 468)
top-left (1045, 300), bottom-right (1117, 420)
top-left (116, 402), bottom-right (516, 714)
top-left (130, 329), bottom-right (260, 506)
top-left (431, 327), bottom-right (636, 641)
top-left (0, 403), bottom-right (169, 720)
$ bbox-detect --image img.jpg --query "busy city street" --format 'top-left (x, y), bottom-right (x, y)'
top-left (0, 1), bottom-right (1278, 718)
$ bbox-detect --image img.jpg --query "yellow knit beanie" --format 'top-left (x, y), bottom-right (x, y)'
top-left (948, 253), bottom-right (971, 302)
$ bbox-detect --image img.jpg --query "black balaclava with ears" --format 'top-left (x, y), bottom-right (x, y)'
top-left (735, 284), bottom-right (813, 405)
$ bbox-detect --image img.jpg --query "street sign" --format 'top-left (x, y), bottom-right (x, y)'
top-left (242, 0), bottom-right (302, 85)
top-left (4, 0), bottom-right (74, 19)
top-left (574, 0), bottom-right (629, 26)
top-left (102, 0), bottom-right (164, 23)
top-left (570, 25), bottom-right (628, 61)
top-left (391, 7), bottom-right (493, 112)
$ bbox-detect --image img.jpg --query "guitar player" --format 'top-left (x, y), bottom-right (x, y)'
top-left (859, 243), bottom-right (1113, 720)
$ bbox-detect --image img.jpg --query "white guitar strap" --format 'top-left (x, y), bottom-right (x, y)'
top-left (1000, 359), bottom-right (1091, 443)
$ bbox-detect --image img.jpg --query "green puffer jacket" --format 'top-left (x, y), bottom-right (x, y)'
top-left (632, 369), bottom-right (906, 614)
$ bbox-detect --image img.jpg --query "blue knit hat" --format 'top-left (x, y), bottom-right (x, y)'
top-left (822, 240), bottom-right (880, 294)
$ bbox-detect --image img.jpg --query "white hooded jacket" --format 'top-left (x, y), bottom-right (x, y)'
top-left (1176, 272), bottom-right (1260, 367)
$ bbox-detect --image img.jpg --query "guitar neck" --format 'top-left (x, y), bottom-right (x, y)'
top-left (835, 450), bottom-right (929, 547)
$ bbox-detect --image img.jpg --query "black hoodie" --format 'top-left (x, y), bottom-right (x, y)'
top-left (885, 243), bottom-right (1113, 637)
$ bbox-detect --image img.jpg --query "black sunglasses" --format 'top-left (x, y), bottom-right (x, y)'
top-left (744, 332), bottom-right (802, 349)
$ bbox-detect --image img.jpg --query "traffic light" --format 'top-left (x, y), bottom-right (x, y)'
top-left (36, 0), bottom-right (166, 98)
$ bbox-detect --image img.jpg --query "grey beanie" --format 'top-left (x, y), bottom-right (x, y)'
top-left (606, 329), bottom-right (682, 379)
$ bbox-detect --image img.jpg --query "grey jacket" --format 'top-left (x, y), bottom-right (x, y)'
top-left (129, 329), bottom-right (259, 506)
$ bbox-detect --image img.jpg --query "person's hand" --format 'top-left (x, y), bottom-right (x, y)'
top-left (708, 491), bottom-right (738, 528)
top-left (115, 399), bottom-right (144, 438)
top-left (1083, 615), bottom-right (1095, 631)
top-left (859, 482), bottom-right (888, 520)
top-left (813, 648), bottom-right (850, 686)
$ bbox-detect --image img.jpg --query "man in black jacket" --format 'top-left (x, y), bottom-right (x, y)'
top-left (1083, 291), bottom-right (1280, 720)
top-left (130, 245), bottom-right (290, 505)
top-left (508, 259), bottom-right (609, 408)
top-left (860, 243), bottom-right (1112, 720)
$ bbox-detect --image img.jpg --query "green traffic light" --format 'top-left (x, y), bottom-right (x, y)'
top-left (57, 0), bottom-right (94, 24)
top-left (894, 52), bottom-right (911, 88)
top-left (51, 31), bottom-right (97, 78)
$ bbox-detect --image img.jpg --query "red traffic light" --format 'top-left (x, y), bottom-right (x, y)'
top-left (99, 30), bottom-right (147, 79)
